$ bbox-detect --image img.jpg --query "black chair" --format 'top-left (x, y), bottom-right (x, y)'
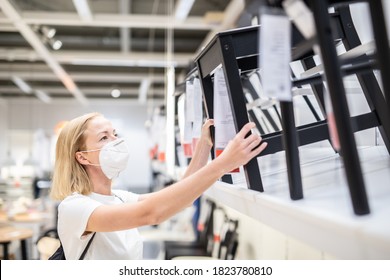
top-left (164, 199), bottom-right (216, 260)
top-left (168, 218), bottom-right (240, 260)
top-left (215, 219), bottom-right (239, 260)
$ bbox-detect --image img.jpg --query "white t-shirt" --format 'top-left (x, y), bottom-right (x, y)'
top-left (57, 190), bottom-right (143, 260)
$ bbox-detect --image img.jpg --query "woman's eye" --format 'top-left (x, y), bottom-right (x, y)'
top-left (100, 136), bottom-right (108, 141)
top-left (114, 133), bottom-right (119, 137)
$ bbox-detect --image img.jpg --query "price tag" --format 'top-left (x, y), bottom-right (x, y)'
top-left (178, 94), bottom-right (192, 157)
top-left (185, 80), bottom-right (195, 122)
top-left (192, 78), bottom-right (203, 150)
top-left (213, 67), bottom-right (239, 173)
top-left (259, 10), bottom-right (292, 101)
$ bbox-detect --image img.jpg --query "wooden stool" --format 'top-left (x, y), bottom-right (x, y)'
top-left (0, 226), bottom-right (33, 260)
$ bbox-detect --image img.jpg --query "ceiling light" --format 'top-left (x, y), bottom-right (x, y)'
top-left (174, 0), bottom-right (195, 21)
top-left (51, 39), bottom-right (63, 50)
top-left (41, 26), bottom-right (56, 38)
top-left (11, 76), bottom-right (32, 94)
top-left (35, 89), bottom-right (52, 103)
top-left (111, 88), bottom-right (121, 98)
top-left (73, 0), bottom-right (93, 21)
top-left (0, 0), bottom-right (87, 106)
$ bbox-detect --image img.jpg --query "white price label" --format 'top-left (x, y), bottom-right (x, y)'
top-left (260, 12), bottom-right (292, 101)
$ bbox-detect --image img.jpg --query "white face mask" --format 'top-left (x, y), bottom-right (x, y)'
top-left (80, 138), bottom-right (129, 179)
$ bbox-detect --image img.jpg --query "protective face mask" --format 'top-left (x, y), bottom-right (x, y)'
top-left (80, 138), bottom-right (130, 179)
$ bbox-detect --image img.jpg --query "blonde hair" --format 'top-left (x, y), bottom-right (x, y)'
top-left (50, 112), bottom-right (103, 201)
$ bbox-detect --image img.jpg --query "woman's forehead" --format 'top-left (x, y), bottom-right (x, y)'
top-left (86, 116), bottom-right (114, 134)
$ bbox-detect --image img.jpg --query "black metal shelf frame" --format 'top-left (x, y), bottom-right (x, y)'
top-left (194, 2), bottom-right (389, 215)
top-left (195, 25), bottom-right (303, 196)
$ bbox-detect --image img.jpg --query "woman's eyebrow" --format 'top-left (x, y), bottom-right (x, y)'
top-left (96, 129), bottom-right (116, 136)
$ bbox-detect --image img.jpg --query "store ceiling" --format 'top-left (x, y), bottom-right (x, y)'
top-left (0, 0), bottom-right (246, 105)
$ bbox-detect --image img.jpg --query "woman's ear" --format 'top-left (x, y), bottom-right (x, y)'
top-left (75, 151), bottom-right (89, 165)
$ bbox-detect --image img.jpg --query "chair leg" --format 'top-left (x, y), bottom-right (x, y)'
top-left (308, 0), bottom-right (369, 215)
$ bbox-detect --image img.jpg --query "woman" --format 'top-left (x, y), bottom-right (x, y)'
top-left (50, 112), bottom-right (267, 259)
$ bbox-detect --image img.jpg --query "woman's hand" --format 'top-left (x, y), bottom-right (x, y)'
top-left (215, 122), bottom-right (267, 173)
top-left (200, 119), bottom-right (214, 147)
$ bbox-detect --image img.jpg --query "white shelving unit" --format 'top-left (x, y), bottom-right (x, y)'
top-left (205, 145), bottom-right (390, 259)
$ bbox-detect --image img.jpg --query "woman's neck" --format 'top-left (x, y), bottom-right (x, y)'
top-left (87, 167), bottom-right (112, 195)
top-left (93, 182), bottom-right (112, 195)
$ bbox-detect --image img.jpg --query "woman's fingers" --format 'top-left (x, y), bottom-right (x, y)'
top-left (237, 124), bottom-right (267, 163)
top-left (217, 122), bottom-right (267, 170)
top-left (240, 135), bottom-right (266, 165)
top-left (246, 135), bottom-right (263, 152)
top-left (201, 119), bottom-right (214, 146)
top-left (249, 141), bottom-right (268, 158)
top-left (242, 133), bottom-right (260, 146)
top-left (203, 118), bottom-right (214, 128)
top-left (236, 122), bottom-right (256, 139)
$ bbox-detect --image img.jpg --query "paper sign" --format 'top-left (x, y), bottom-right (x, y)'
top-left (259, 11), bottom-right (292, 101)
top-left (184, 82), bottom-right (195, 157)
top-left (213, 67), bottom-right (239, 173)
top-left (177, 94), bottom-right (192, 157)
top-left (157, 119), bottom-right (166, 162)
top-left (192, 78), bottom-right (203, 151)
top-left (185, 80), bottom-right (195, 122)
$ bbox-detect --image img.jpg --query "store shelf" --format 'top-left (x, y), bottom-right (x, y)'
top-left (204, 145), bottom-right (390, 259)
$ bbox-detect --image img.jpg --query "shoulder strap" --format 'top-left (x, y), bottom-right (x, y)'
top-left (78, 194), bottom-right (122, 259)
top-left (79, 232), bottom-right (96, 260)
top-left (113, 193), bottom-right (125, 203)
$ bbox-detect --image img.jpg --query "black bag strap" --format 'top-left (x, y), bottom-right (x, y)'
top-left (78, 193), bottom-right (121, 259)
top-left (79, 232), bottom-right (96, 260)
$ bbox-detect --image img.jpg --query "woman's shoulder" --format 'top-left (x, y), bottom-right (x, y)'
top-left (62, 192), bottom-right (87, 201)
top-left (58, 192), bottom-right (102, 216)
top-left (112, 189), bottom-right (139, 203)
top-left (59, 192), bottom-right (96, 207)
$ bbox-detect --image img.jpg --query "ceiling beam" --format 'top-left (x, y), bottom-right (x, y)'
top-left (0, 0), bottom-right (88, 105)
top-left (0, 70), bottom-right (166, 83)
top-left (72, 0), bottom-right (93, 22)
top-left (0, 33), bottom-right (202, 51)
top-left (4, 97), bottom-right (165, 106)
top-left (0, 23), bottom-right (16, 32)
top-left (0, 48), bottom-right (194, 68)
top-left (119, 0), bottom-right (130, 53)
top-left (57, 50), bottom-right (193, 68)
top-left (0, 86), bottom-right (165, 96)
top-left (196, 0), bottom-right (245, 54)
top-left (174, 0), bottom-right (195, 21)
top-left (0, 11), bottom-right (215, 30)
